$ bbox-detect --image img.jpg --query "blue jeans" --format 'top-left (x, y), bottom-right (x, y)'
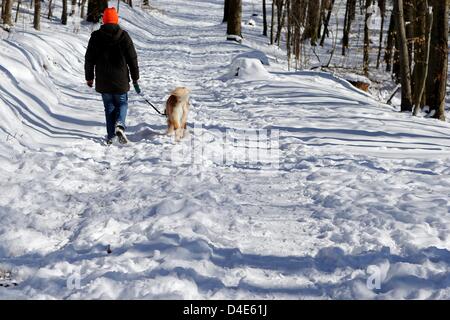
top-left (101, 93), bottom-right (128, 139)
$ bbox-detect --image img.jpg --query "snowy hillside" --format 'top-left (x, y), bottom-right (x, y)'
top-left (1, 0), bottom-right (450, 299)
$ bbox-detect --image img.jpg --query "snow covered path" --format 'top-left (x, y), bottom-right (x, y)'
top-left (1, 1), bottom-right (450, 299)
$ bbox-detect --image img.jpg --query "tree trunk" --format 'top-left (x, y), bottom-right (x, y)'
top-left (262, 0), bottom-right (267, 36)
top-left (395, 0), bottom-right (413, 112)
top-left (385, 10), bottom-right (396, 72)
top-left (15, 0), bottom-right (21, 23)
top-left (86, 0), bottom-right (107, 23)
top-left (317, 0), bottom-right (327, 39)
top-left (62, 0), bottom-right (68, 25)
top-left (392, 40), bottom-right (401, 82)
top-left (342, 0), bottom-right (356, 55)
top-left (413, 1), bottom-right (433, 116)
top-left (270, 0), bottom-right (275, 44)
top-left (2, 0), bottom-right (12, 25)
top-left (1, 0), bottom-right (4, 22)
top-left (363, 0), bottom-right (371, 76)
top-left (320, 0), bottom-right (335, 46)
top-left (412, 0), bottom-right (427, 102)
top-left (290, 0), bottom-right (305, 68)
top-left (304, 0), bottom-right (321, 46)
top-left (404, 0), bottom-right (414, 70)
top-left (275, 0), bottom-right (286, 47)
top-left (425, 0), bottom-right (448, 120)
top-left (34, 0), bottom-right (41, 30)
top-left (48, 0), bottom-right (53, 19)
top-left (223, 0), bottom-right (230, 23)
top-left (80, 0), bottom-right (87, 19)
top-left (227, 0), bottom-right (242, 40)
top-left (376, 0), bottom-right (386, 69)
top-left (286, 0), bottom-right (291, 67)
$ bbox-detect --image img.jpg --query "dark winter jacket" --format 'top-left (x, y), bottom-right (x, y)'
top-left (85, 24), bottom-right (139, 94)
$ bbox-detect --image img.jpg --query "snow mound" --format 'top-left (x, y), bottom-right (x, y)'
top-left (0, 30), bottom-right (94, 148)
top-left (235, 50), bottom-right (270, 66)
top-left (221, 57), bottom-right (271, 81)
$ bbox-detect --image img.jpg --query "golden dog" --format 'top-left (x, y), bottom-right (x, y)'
top-left (165, 87), bottom-right (190, 141)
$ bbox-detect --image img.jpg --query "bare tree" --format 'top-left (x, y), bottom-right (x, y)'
top-left (320, 0), bottom-right (335, 46)
top-left (342, 0), bottom-right (356, 55)
top-left (80, 0), bottom-right (87, 19)
top-left (274, 0), bottom-right (287, 46)
top-left (425, 0), bottom-right (448, 120)
top-left (270, 0), bottom-right (275, 44)
top-left (363, 0), bottom-right (372, 76)
top-left (384, 9), bottom-right (396, 72)
top-left (286, 0), bottom-right (292, 66)
top-left (292, 0), bottom-right (307, 67)
top-left (86, 0), bottom-right (107, 23)
top-left (227, 0), bottom-right (242, 41)
top-left (15, 0), bottom-right (22, 23)
top-left (223, 0), bottom-right (230, 23)
top-left (2, 0), bottom-right (12, 26)
top-left (404, 0), bottom-right (414, 69)
top-left (62, 0), bottom-right (68, 25)
top-left (376, 0), bottom-right (386, 69)
top-left (412, 0), bottom-right (433, 116)
top-left (304, 0), bottom-right (321, 45)
top-left (262, 0), bottom-right (268, 36)
top-left (395, 0), bottom-right (413, 112)
top-left (48, 0), bottom-right (54, 19)
top-left (34, 0), bottom-right (41, 30)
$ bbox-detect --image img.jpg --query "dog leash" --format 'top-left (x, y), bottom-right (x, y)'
top-left (139, 93), bottom-right (167, 117)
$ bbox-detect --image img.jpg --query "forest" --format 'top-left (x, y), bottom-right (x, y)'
top-left (2, 1), bottom-right (449, 121)
top-left (223, 0), bottom-right (449, 120)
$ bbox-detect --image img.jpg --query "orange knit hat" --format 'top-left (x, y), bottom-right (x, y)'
top-left (103, 7), bottom-right (119, 25)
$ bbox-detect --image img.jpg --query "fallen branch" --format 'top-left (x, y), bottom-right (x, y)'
top-left (386, 85), bottom-right (401, 105)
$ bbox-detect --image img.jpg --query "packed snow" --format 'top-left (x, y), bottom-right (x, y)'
top-left (0, 0), bottom-right (450, 299)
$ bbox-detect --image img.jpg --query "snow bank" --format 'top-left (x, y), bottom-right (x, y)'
top-left (0, 30), bottom-right (95, 149)
top-left (220, 57), bottom-right (271, 81)
top-left (235, 50), bottom-right (270, 66)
